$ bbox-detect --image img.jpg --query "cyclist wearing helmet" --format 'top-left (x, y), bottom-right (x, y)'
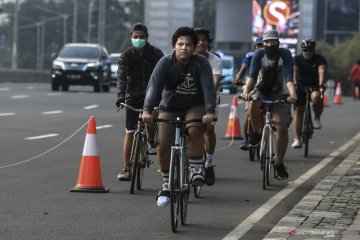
top-left (233, 36), bottom-right (264, 150)
top-left (291, 38), bottom-right (327, 149)
top-left (194, 28), bottom-right (222, 186)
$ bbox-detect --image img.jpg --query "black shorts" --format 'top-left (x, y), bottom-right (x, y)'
top-left (294, 86), bottom-right (320, 107)
top-left (125, 97), bottom-right (144, 132)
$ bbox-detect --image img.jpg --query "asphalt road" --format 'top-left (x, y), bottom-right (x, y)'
top-left (0, 83), bottom-right (359, 240)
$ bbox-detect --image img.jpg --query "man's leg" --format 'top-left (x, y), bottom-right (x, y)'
top-left (312, 90), bottom-right (323, 129)
top-left (204, 124), bottom-right (216, 185)
top-left (248, 101), bottom-right (262, 146)
top-left (292, 106), bottom-right (305, 148)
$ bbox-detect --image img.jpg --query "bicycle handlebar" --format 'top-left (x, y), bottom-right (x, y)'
top-left (155, 117), bottom-right (217, 125)
top-left (117, 103), bottom-right (143, 113)
top-left (238, 95), bottom-right (289, 104)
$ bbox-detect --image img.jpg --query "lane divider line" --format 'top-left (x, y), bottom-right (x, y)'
top-left (0, 87), bottom-right (10, 91)
top-left (42, 110), bottom-right (63, 115)
top-left (46, 93), bottom-right (62, 96)
top-left (222, 131), bottom-right (360, 240)
top-left (25, 134), bottom-right (59, 140)
top-left (0, 113), bottom-right (16, 116)
top-left (96, 124), bottom-right (113, 130)
top-left (84, 105), bottom-right (99, 110)
top-left (11, 95), bottom-right (29, 99)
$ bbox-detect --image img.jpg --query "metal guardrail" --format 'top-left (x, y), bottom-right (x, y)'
top-left (0, 69), bottom-right (50, 83)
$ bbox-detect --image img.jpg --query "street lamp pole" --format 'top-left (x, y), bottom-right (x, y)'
top-left (73, 0), bottom-right (78, 42)
top-left (11, 0), bottom-right (19, 69)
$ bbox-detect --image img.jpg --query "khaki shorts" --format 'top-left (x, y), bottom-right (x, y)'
top-left (250, 89), bottom-right (292, 130)
top-left (156, 105), bottom-right (205, 148)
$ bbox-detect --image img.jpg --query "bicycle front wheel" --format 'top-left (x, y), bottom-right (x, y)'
top-left (136, 136), bottom-right (147, 190)
top-left (302, 108), bottom-right (311, 158)
top-left (180, 153), bottom-right (190, 225)
top-left (260, 127), bottom-right (270, 190)
top-left (130, 134), bottom-right (141, 194)
top-left (170, 149), bottom-right (180, 232)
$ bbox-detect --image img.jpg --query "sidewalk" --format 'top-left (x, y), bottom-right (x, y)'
top-left (264, 144), bottom-right (360, 240)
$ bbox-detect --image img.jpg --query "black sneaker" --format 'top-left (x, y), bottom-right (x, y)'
top-left (249, 132), bottom-right (261, 147)
top-left (204, 166), bottom-right (215, 186)
top-left (275, 163), bottom-right (288, 180)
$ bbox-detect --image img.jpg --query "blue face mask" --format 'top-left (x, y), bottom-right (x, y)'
top-left (131, 38), bottom-right (146, 49)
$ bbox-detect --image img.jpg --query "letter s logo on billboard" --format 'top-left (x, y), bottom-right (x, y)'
top-left (263, 0), bottom-right (290, 26)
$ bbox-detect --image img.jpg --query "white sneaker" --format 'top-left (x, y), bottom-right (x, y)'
top-left (191, 167), bottom-right (205, 186)
top-left (313, 118), bottom-right (322, 129)
top-left (156, 190), bottom-right (170, 207)
top-left (291, 138), bottom-right (302, 148)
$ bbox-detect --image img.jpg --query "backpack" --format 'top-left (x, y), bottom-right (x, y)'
top-left (256, 57), bottom-right (280, 97)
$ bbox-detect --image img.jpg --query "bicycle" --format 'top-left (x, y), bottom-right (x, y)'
top-left (155, 117), bottom-right (203, 233)
top-left (300, 86), bottom-right (324, 157)
top-left (247, 116), bottom-right (261, 161)
top-left (241, 96), bottom-right (288, 190)
top-left (119, 103), bottom-right (153, 194)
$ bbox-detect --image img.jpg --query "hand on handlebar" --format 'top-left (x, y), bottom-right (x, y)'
top-left (142, 111), bottom-right (154, 124)
top-left (202, 113), bottom-right (216, 124)
top-left (287, 94), bottom-right (297, 104)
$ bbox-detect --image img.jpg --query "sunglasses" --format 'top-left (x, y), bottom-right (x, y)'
top-left (302, 49), bottom-right (314, 53)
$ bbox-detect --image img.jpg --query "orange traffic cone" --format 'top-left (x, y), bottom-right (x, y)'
top-left (323, 89), bottom-right (329, 107)
top-left (224, 96), bottom-right (242, 139)
top-left (333, 82), bottom-right (343, 104)
top-left (70, 116), bottom-right (109, 193)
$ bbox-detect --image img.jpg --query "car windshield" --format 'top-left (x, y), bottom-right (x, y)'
top-left (59, 46), bottom-right (100, 59)
top-left (110, 56), bottom-right (119, 65)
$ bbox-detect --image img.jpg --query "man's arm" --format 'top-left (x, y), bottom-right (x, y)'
top-left (232, 63), bottom-right (249, 85)
top-left (116, 52), bottom-right (130, 99)
top-left (293, 65), bottom-right (299, 85)
top-left (318, 64), bottom-right (327, 87)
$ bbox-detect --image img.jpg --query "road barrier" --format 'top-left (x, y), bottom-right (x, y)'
top-left (0, 68), bottom-right (49, 83)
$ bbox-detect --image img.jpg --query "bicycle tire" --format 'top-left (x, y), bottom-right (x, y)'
top-left (260, 127), bottom-right (270, 190)
top-left (170, 149), bottom-right (180, 233)
top-left (136, 136), bottom-right (147, 190)
top-left (130, 134), bottom-right (141, 194)
top-left (303, 108), bottom-right (311, 158)
top-left (180, 149), bottom-right (190, 225)
top-left (248, 122), bottom-right (255, 161)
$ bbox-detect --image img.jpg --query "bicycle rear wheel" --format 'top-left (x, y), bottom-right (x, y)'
top-left (130, 134), bottom-right (141, 194)
top-left (170, 150), bottom-right (180, 232)
top-left (260, 128), bottom-right (270, 190)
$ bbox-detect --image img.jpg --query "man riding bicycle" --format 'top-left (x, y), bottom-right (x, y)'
top-left (142, 27), bottom-right (216, 207)
top-left (194, 28), bottom-right (222, 186)
top-left (291, 38), bottom-right (327, 148)
top-left (115, 23), bottom-right (164, 181)
top-left (241, 29), bottom-right (297, 180)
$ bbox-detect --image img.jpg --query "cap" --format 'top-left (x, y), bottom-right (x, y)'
top-left (131, 23), bottom-right (148, 36)
top-left (262, 29), bottom-right (279, 41)
top-left (255, 36), bottom-right (263, 45)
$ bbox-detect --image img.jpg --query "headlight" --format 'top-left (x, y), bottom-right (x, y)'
top-left (86, 62), bottom-right (100, 70)
top-left (52, 60), bottom-right (64, 69)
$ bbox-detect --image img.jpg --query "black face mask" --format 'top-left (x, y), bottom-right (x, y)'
top-left (264, 43), bottom-right (280, 59)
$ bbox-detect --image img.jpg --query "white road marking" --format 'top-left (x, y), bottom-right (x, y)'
top-left (84, 105), bottom-right (99, 110)
top-left (46, 93), bottom-right (62, 96)
top-left (0, 112), bottom-right (16, 116)
top-left (223, 132), bottom-right (360, 240)
top-left (219, 103), bottom-right (230, 108)
top-left (0, 87), bottom-right (9, 91)
top-left (11, 95), bottom-right (29, 99)
top-left (96, 124), bottom-right (113, 130)
top-left (25, 133), bottom-right (59, 140)
top-left (26, 86), bottom-right (35, 90)
top-left (42, 110), bottom-right (63, 115)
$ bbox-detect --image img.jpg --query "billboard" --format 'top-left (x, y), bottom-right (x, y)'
top-left (253, 0), bottom-right (299, 54)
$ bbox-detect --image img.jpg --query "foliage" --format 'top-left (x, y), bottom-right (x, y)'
top-left (316, 33), bottom-right (360, 95)
top-left (0, 0), bottom-right (143, 69)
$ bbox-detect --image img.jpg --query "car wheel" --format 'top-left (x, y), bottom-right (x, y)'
top-left (51, 80), bottom-right (60, 91)
top-left (94, 81), bottom-right (101, 92)
top-left (62, 84), bottom-right (69, 91)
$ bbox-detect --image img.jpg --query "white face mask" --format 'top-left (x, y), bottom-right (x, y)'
top-left (131, 38), bottom-right (146, 49)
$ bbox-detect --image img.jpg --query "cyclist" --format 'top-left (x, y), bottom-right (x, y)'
top-left (347, 60), bottom-right (360, 100)
top-left (115, 23), bottom-right (164, 181)
top-left (233, 36), bottom-right (264, 150)
top-left (241, 29), bottom-right (297, 180)
top-left (194, 28), bottom-right (222, 186)
top-left (291, 38), bottom-right (327, 148)
top-left (142, 27), bottom-right (216, 207)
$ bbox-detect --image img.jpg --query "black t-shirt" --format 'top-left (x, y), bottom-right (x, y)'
top-left (293, 53), bottom-right (327, 86)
